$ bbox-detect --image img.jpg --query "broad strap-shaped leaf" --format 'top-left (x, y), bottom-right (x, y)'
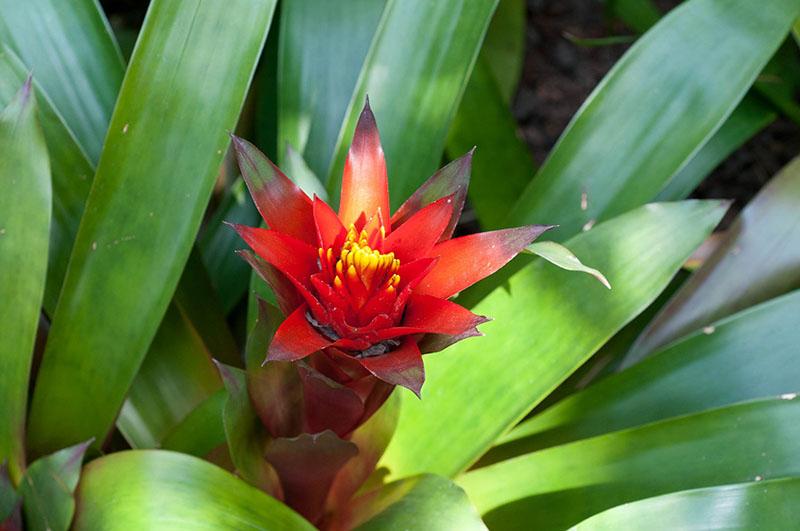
top-left (327, 0), bottom-right (499, 207)
top-left (0, 48), bottom-right (94, 313)
top-left (278, 0), bottom-right (387, 176)
top-left (0, 81), bottom-right (51, 485)
top-left (0, 464), bottom-right (20, 529)
top-left (199, 178), bottom-right (261, 313)
top-left (72, 451), bottom-right (314, 530)
top-left (0, 0), bottom-right (124, 163)
top-left (625, 153), bottom-right (800, 366)
top-left (380, 200), bottom-right (727, 479)
top-left (487, 290), bottom-right (800, 459)
top-left (116, 303), bottom-right (223, 449)
top-left (160, 388), bottom-right (227, 458)
top-left (572, 478), bottom-right (800, 530)
top-left (478, 0), bottom-right (525, 103)
top-left (656, 94), bottom-right (776, 201)
top-left (19, 442), bottom-right (90, 531)
top-left (331, 474), bottom-right (486, 531)
top-left (27, 0), bottom-right (277, 457)
top-left (506, 0), bottom-right (800, 240)
top-left (458, 398), bottom-right (800, 530)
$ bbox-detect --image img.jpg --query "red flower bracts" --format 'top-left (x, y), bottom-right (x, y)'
top-left (231, 100), bottom-right (551, 397)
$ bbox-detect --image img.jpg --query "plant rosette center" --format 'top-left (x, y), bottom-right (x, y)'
top-left (232, 100), bottom-right (551, 395)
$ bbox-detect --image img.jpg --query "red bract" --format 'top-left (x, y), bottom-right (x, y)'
top-left (232, 100), bottom-right (551, 397)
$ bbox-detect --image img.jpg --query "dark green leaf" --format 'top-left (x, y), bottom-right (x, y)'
top-left (573, 478), bottom-right (800, 530)
top-left (626, 153), bottom-right (800, 365)
top-left (278, 0), bottom-right (387, 174)
top-left (160, 388), bottom-right (227, 458)
top-left (380, 200), bottom-right (726, 479)
top-left (481, 0), bottom-right (525, 103)
top-left (0, 0), bottom-right (124, 162)
top-left (19, 441), bottom-right (90, 531)
top-left (327, 0), bottom-right (499, 207)
top-left (447, 56), bottom-right (534, 229)
top-left (489, 290), bottom-right (800, 458)
top-left (656, 94), bottom-right (776, 201)
top-left (459, 398), bottom-right (800, 530)
top-left (27, 0), bottom-right (276, 457)
top-left (0, 81), bottom-right (50, 484)
top-left (72, 450), bottom-right (314, 530)
top-left (506, 0), bottom-right (800, 240)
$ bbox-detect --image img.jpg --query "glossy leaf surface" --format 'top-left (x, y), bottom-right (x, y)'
top-left (328, 0), bottom-right (499, 207)
top-left (28, 0), bottom-right (276, 456)
top-left (573, 479), bottom-right (800, 530)
top-left (73, 451), bottom-right (313, 530)
top-left (278, 0), bottom-right (386, 175)
top-left (381, 201), bottom-right (726, 479)
top-left (459, 398), bottom-right (800, 530)
top-left (339, 474), bottom-right (486, 531)
top-left (490, 290), bottom-right (800, 458)
top-left (0, 0), bottom-right (123, 162)
top-left (506, 0), bottom-right (800, 240)
top-left (19, 442), bottom-right (90, 531)
top-left (0, 82), bottom-right (50, 484)
top-left (626, 153), bottom-right (800, 365)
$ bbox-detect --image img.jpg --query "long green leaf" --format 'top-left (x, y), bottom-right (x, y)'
top-left (572, 478), bottom-right (800, 530)
top-left (27, 0), bottom-right (276, 457)
top-left (380, 200), bottom-right (726, 480)
top-left (160, 389), bottom-right (227, 458)
top-left (479, 0), bottom-right (525, 103)
top-left (19, 442), bottom-right (90, 531)
top-left (339, 475), bottom-right (487, 531)
top-left (447, 56), bottom-right (534, 229)
top-left (0, 48), bottom-right (94, 313)
top-left (72, 450), bottom-right (314, 530)
top-left (327, 0), bottom-right (499, 207)
top-left (278, 0), bottom-right (387, 174)
top-left (116, 304), bottom-right (223, 449)
top-left (488, 290), bottom-right (800, 459)
top-left (0, 81), bottom-right (50, 485)
top-left (0, 0), bottom-right (124, 163)
top-left (656, 94), bottom-right (776, 201)
top-left (506, 0), bottom-right (800, 240)
top-left (626, 153), bottom-right (800, 365)
top-left (458, 397), bottom-right (800, 530)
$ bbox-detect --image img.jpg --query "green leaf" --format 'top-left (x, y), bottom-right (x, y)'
top-left (218, 362), bottom-right (282, 496)
top-left (656, 94), bottom-right (776, 201)
top-left (458, 397), bottom-right (800, 530)
top-left (0, 81), bottom-right (50, 485)
top-left (278, 0), bottom-right (387, 174)
top-left (447, 56), bottom-right (535, 229)
top-left (72, 450), bottom-right (314, 530)
top-left (0, 464), bottom-right (19, 526)
top-left (525, 241), bottom-right (611, 289)
top-left (27, 0), bottom-right (276, 457)
top-left (0, 0), bottom-right (124, 163)
top-left (380, 200), bottom-right (726, 479)
top-left (283, 144), bottom-right (329, 200)
top-left (626, 153), bottom-right (800, 365)
top-left (606, 0), bottom-right (662, 33)
top-left (19, 441), bottom-right (90, 531)
top-left (506, 0), bottom-right (800, 240)
top-left (0, 48), bottom-right (95, 313)
top-left (572, 478), bottom-right (800, 530)
top-left (337, 475), bottom-right (486, 531)
top-left (481, 0), bottom-right (525, 103)
top-left (160, 388), bottom-right (227, 458)
top-left (488, 290), bottom-right (800, 459)
top-left (116, 303), bottom-right (223, 449)
top-left (199, 178), bottom-right (260, 313)
top-left (327, 0), bottom-right (499, 207)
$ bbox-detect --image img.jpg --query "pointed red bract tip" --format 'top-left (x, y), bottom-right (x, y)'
top-left (416, 224), bottom-right (555, 299)
top-left (358, 338), bottom-right (425, 397)
top-left (338, 100), bottom-right (390, 230)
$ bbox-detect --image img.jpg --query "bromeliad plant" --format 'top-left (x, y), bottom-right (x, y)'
top-left (3, 0), bottom-right (800, 529)
top-left (221, 101), bottom-right (549, 523)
